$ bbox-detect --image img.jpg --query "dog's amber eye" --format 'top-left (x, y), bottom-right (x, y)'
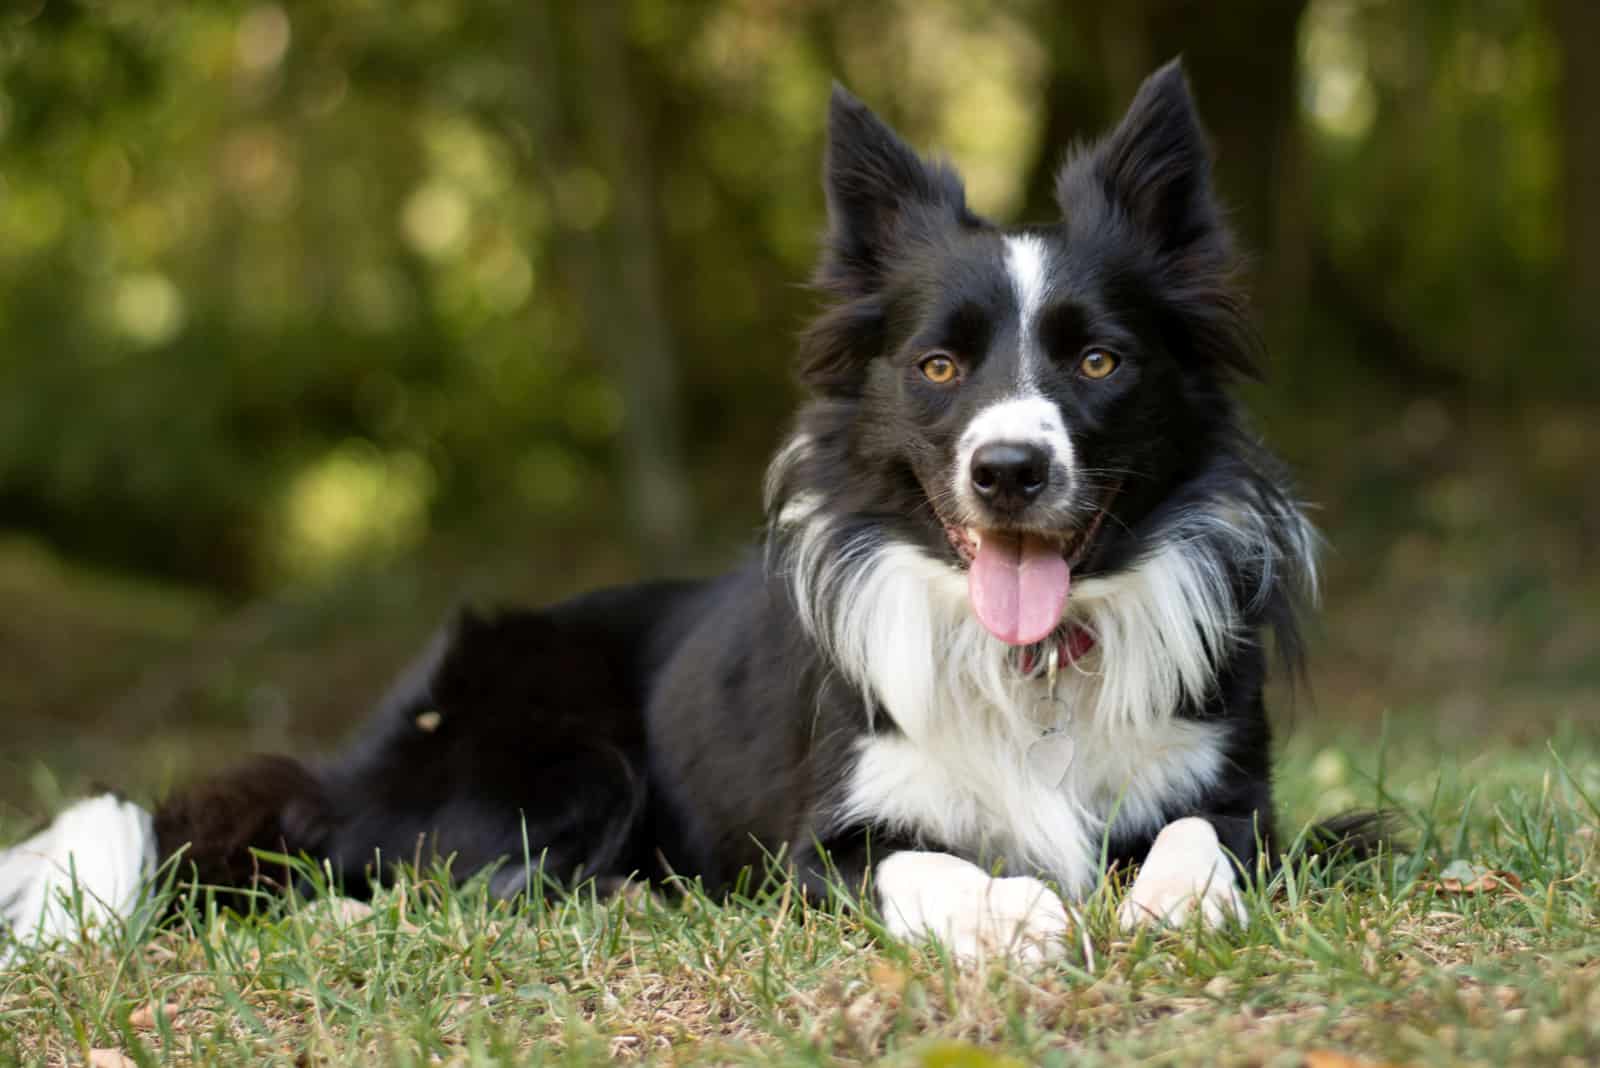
top-left (1078, 349), bottom-right (1119, 380)
top-left (919, 353), bottom-right (959, 385)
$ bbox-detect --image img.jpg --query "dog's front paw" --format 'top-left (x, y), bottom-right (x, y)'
top-left (875, 851), bottom-right (1071, 963)
top-left (1118, 817), bottom-right (1246, 930)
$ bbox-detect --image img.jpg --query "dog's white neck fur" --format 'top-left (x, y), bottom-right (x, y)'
top-left (770, 451), bottom-right (1312, 896)
top-left (807, 539), bottom-right (1232, 896)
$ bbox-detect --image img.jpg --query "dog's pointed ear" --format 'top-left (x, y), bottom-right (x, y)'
top-left (819, 84), bottom-right (968, 293)
top-left (1056, 60), bottom-right (1261, 379)
top-left (1057, 59), bottom-right (1219, 253)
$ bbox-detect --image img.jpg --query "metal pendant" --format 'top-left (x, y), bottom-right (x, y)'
top-left (1028, 645), bottom-right (1074, 787)
top-left (1027, 729), bottom-right (1076, 788)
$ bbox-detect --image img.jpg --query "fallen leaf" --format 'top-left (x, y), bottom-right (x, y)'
top-left (919, 1041), bottom-right (1029, 1068)
top-left (314, 897), bottom-right (374, 924)
top-left (1433, 860), bottom-right (1522, 895)
top-left (88, 1050), bottom-right (135, 1068)
top-left (129, 1002), bottom-right (179, 1029)
top-left (298, 896), bottom-right (420, 935)
top-left (868, 960), bottom-right (909, 996)
top-left (1303, 1051), bottom-right (1405, 1068)
top-left (1491, 985), bottom-right (1521, 1009)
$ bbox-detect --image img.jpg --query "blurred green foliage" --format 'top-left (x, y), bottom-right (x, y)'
top-left (0, 1), bottom-right (1594, 765)
top-left (1, 0), bottom-right (1589, 592)
top-left (1302, 0), bottom-right (1566, 388)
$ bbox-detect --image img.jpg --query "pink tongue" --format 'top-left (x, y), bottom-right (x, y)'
top-left (968, 533), bottom-right (1071, 646)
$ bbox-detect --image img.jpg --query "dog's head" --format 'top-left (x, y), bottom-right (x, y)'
top-left (789, 60), bottom-right (1259, 648)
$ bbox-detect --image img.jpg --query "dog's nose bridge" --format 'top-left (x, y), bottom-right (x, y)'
top-left (959, 396), bottom-right (1071, 463)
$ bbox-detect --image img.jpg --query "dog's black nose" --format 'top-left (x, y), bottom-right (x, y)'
top-left (970, 442), bottom-right (1049, 509)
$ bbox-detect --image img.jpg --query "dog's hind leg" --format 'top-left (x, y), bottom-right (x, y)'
top-left (310, 606), bottom-right (660, 899)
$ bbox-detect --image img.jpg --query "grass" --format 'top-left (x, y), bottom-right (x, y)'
top-left (2, 726), bottom-right (1598, 1067)
top-left (2, 363), bottom-right (1596, 1065)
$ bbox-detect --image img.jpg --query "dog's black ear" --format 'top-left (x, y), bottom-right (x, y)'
top-left (1056, 59), bottom-right (1260, 379)
top-left (1057, 59), bottom-right (1221, 254)
top-left (819, 85), bottom-right (968, 294)
top-left (801, 88), bottom-right (969, 395)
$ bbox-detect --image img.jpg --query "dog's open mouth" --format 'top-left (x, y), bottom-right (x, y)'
top-left (941, 500), bottom-right (1114, 647)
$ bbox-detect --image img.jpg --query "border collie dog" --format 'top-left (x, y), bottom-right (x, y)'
top-left (2, 61), bottom-right (1339, 962)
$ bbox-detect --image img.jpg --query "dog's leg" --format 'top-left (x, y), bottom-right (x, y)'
top-left (874, 851), bottom-right (1071, 962)
top-left (0, 795), bottom-right (156, 956)
top-left (1117, 816), bottom-right (1247, 929)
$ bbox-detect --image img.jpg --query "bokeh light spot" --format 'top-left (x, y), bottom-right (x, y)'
top-left (237, 6), bottom-right (291, 74)
top-left (402, 182), bottom-right (471, 258)
top-left (278, 442), bottom-right (435, 579)
top-left (111, 273), bottom-right (185, 347)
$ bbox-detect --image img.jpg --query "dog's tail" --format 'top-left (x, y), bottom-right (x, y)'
top-left (152, 753), bottom-right (332, 905)
top-left (0, 755), bottom-right (331, 958)
top-left (1295, 809), bottom-right (1406, 864)
top-left (0, 793), bottom-right (157, 958)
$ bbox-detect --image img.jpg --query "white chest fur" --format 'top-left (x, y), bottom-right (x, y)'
top-left (834, 682), bottom-right (1227, 898)
top-left (808, 541), bottom-right (1236, 898)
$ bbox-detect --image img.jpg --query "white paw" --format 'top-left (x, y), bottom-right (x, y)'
top-left (875, 851), bottom-right (1071, 963)
top-left (1118, 817), bottom-right (1246, 930)
top-left (0, 795), bottom-right (156, 955)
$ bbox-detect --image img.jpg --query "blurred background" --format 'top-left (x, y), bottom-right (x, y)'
top-left (1, 0), bottom-right (1595, 808)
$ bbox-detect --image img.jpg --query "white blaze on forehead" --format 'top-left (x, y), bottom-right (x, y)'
top-left (1003, 234), bottom-right (1050, 386)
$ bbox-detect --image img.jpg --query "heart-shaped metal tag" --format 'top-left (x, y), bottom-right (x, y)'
top-left (1027, 728), bottom-right (1076, 788)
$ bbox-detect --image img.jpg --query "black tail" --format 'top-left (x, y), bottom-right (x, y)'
top-left (1297, 809), bottom-right (1406, 863)
top-left (152, 754), bottom-right (332, 909)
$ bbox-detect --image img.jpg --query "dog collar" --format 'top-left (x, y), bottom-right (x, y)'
top-left (1018, 624), bottom-right (1097, 676)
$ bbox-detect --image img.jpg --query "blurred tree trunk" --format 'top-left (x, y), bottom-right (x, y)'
top-left (1017, 9), bottom-right (1117, 221)
top-left (1143, 0), bottom-right (1310, 346)
top-left (1145, 2), bottom-right (1305, 302)
top-left (1552, 0), bottom-right (1600, 368)
top-left (521, 1), bottom-right (693, 572)
top-left (1022, 1), bottom-right (1310, 350)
